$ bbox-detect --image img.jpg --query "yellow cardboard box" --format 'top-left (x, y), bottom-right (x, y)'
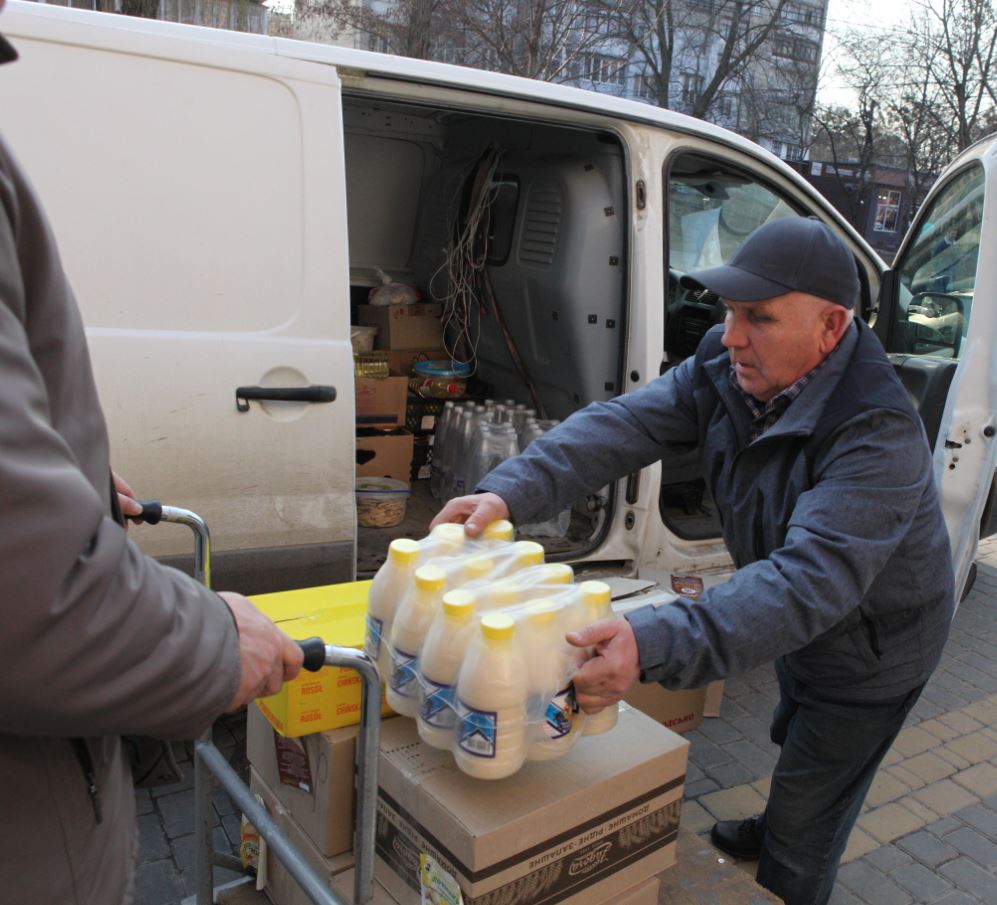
top-left (252, 580), bottom-right (392, 737)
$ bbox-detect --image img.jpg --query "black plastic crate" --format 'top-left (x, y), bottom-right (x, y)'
top-left (405, 394), bottom-right (447, 434)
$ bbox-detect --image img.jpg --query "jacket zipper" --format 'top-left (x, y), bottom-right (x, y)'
top-left (71, 738), bottom-right (103, 824)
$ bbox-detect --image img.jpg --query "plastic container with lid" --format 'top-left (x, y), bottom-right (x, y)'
top-left (350, 324), bottom-right (378, 354)
top-left (356, 477), bottom-right (410, 528)
top-left (409, 359), bottom-right (473, 399)
top-left (454, 612), bottom-right (529, 779)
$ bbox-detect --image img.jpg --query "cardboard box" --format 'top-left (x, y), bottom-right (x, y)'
top-left (356, 376), bottom-right (408, 427)
top-left (384, 347), bottom-right (449, 376)
top-left (374, 704), bottom-right (687, 905)
top-left (252, 580), bottom-right (392, 737)
top-left (703, 678), bottom-right (725, 718)
top-left (623, 682), bottom-right (707, 735)
top-left (356, 428), bottom-right (415, 481)
top-left (358, 303), bottom-right (444, 351)
top-left (247, 769), bottom-right (355, 905)
top-left (246, 704), bottom-right (357, 857)
top-left (616, 875), bottom-right (661, 905)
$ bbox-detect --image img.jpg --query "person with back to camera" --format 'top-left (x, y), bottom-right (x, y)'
top-left (431, 215), bottom-right (955, 905)
top-left (0, 11), bottom-right (304, 903)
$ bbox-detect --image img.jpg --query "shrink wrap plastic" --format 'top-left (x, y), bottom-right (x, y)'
top-left (363, 521), bottom-right (620, 779)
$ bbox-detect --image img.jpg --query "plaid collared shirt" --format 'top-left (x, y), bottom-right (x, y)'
top-left (730, 341), bottom-right (842, 441)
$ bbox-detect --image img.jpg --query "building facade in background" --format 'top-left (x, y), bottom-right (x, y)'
top-left (27, 0), bottom-right (270, 34)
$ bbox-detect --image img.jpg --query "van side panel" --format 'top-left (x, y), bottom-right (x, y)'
top-left (0, 11), bottom-right (356, 590)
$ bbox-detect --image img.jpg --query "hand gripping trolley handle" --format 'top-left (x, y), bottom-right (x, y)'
top-left (132, 502), bottom-right (381, 905)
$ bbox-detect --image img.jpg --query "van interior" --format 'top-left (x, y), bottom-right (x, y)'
top-left (341, 95), bottom-right (629, 574)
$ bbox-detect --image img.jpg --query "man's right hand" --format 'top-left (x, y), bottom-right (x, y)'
top-left (218, 591), bottom-right (304, 711)
top-left (429, 492), bottom-right (511, 538)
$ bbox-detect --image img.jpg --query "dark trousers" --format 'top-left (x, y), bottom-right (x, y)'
top-left (755, 659), bottom-right (924, 905)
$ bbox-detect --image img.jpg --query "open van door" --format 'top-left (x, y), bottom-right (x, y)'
top-left (0, 4), bottom-right (356, 592)
top-left (873, 140), bottom-right (997, 602)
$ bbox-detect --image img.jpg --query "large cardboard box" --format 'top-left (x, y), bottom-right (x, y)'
top-left (624, 683), bottom-right (707, 735)
top-left (246, 704), bottom-right (357, 857)
top-left (375, 704), bottom-right (687, 905)
top-left (251, 580), bottom-right (392, 737)
top-left (358, 303), bottom-right (444, 350)
top-left (356, 376), bottom-right (408, 427)
top-left (356, 428), bottom-right (415, 481)
top-left (246, 769), bottom-right (355, 905)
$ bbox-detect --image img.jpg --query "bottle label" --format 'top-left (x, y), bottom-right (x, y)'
top-left (389, 647), bottom-right (419, 697)
top-left (456, 701), bottom-right (498, 758)
top-left (543, 684), bottom-right (578, 740)
top-left (420, 679), bottom-right (456, 729)
top-left (364, 614), bottom-right (382, 659)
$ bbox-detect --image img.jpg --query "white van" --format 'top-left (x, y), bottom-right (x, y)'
top-left (2, 0), bottom-right (994, 601)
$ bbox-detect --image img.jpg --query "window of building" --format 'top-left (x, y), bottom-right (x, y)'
top-left (782, 143), bottom-right (803, 161)
top-left (873, 189), bottom-right (902, 233)
top-left (633, 73), bottom-right (658, 102)
top-left (772, 36), bottom-right (818, 62)
top-left (681, 71), bottom-right (704, 105)
top-left (714, 94), bottom-right (734, 119)
top-left (584, 53), bottom-right (627, 87)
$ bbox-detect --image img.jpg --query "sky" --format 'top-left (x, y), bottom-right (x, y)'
top-left (819, 0), bottom-right (919, 106)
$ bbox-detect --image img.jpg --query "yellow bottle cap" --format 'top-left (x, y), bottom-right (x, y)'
top-left (442, 590), bottom-right (476, 621)
top-left (481, 612), bottom-right (515, 641)
top-left (433, 523), bottom-right (465, 550)
top-left (463, 555), bottom-right (494, 581)
top-left (388, 538), bottom-right (421, 565)
top-left (415, 565), bottom-right (447, 592)
top-left (579, 580), bottom-right (612, 614)
top-left (541, 563), bottom-right (574, 585)
top-left (482, 519), bottom-right (514, 542)
top-left (525, 599), bottom-right (558, 626)
top-left (512, 540), bottom-right (545, 566)
top-left (488, 580), bottom-right (521, 607)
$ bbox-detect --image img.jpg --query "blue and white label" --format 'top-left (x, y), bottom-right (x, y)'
top-left (389, 647), bottom-right (419, 697)
top-left (457, 701), bottom-right (497, 758)
top-left (364, 614), bottom-right (382, 659)
top-left (420, 680), bottom-right (456, 729)
top-left (543, 685), bottom-right (578, 740)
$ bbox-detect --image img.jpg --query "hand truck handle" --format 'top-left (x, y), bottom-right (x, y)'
top-left (296, 637), bottom-right (328, 672)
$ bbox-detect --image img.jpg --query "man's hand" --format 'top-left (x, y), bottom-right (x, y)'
top-left (567, 619), bottom-right (640, 714)
top-left (219, 592), bottom-right (304, 711)
top-left (429, 492), bottom-right (510, 538)
top-left (112, 470), bottom-right (143, 521)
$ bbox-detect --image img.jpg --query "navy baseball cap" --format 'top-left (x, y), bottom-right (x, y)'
top-left (681, 216), bottom-right (860, 309)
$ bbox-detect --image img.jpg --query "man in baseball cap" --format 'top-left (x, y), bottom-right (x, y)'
top-left (433, 215), bottom-right (953, 905)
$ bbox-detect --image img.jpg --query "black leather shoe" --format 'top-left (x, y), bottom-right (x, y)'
top-left (710, 815), bottom-right (764, 859)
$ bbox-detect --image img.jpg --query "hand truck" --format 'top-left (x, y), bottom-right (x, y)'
top-left (132, 501), bottom-right (381, 905)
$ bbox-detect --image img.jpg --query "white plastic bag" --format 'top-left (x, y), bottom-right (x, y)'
top-left (368, 266), bottom-right (421, 306)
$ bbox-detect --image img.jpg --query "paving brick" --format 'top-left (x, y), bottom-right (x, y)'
top-left (137, 812), bottom-right (171, 864)
top-left (683, 778), bottom-right (720, 799)
top-left (156, 787), bottom-right (220, 839)
top-left (865, 844), bottom-right (912, 872)
top-left (866, 771), bottom-right (912, 808)
top-left (897, 797), bottom-right (939, 826)
top-left (689, 737), bottom-right (734, 769)
top-left (893, 726), bottom-right (939, 758)
top-left (919, 718), bottom-right (963, 743)
top-left (827, 884), bottom-right (865, 905)
top-left (889, 860), bottom-right (954, 902)
top-left (135, 858), bottom-right (184, 905)
top-left (698, 783), bottom-right (768, 822)
top-left (944, 730), bottom-right (997, 765)
top-left (727, 715), bottom-right (773, 747)
top-left (135, 788), bottom-right (155, 817)
top-left (912, 779), bottom-right (980, 817)
top-left (942, 826), bottom-right (997, 869)
top-left (937, 710), bottom-right (985, 735)
top-left (900, 751), bottom-right (956, 784)
top-left (939, 856), bottom-right (997, 901)
top-left (172, 826), bottom-right (233, 872)
top-left (837, 860), bottom-right (914, 905)
top-left (954, 802), bottom-right (997, 840)
top-left (952, 762), bottom-right (997, 799)
top-left (881, 747), bottom-right (903, 767)
top-left (960, 696), bottom-right (997, 725)
top-left (927, 816), bottom-right (964, 837)
top-left (932, 892), bottom-right (989, 905)
top-left (895, 829), bottom-right (959, 868)
top-left (936, 746), bottom-right (973, 771)
top-left (751, 775), bottom-right (772, 799)
top-left (720, 738), bottom-right (779, 778)
top-left (841, 827), bottom-right (880, 863)
top-left (888, 764), bottom-right (928, 791)
top-left (858, 802), bottom-right (926, 845)
top-left (680, 799), bottom-right (715, 834)
top-left (706, 761), bottom-right (757, 789)
top-left (696, 717), bottom-right (747, 745)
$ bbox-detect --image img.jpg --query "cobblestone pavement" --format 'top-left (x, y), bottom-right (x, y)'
top-left (135, 537), bottom-right (997, 904)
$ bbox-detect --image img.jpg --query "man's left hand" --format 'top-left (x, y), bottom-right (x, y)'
top-left (113, 470), bottom-right (143, 522)
top-left (567, 618), bottom-right (641, 713)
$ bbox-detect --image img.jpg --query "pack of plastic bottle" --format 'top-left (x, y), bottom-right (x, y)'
top-left (363, 521), bottom-right (620, 780)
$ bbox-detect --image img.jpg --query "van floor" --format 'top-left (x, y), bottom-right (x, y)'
top-left (356, 481), bottom-right (590, 577)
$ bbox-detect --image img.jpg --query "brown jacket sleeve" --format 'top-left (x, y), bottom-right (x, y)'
top-left (0, 136), bottom-right (240, 741)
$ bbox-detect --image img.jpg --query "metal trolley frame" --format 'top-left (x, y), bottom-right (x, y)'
top-left (142, 504), bottom-right (380, 905)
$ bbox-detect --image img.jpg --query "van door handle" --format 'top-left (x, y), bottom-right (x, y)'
top-left (235, 385), bottom-right (337, 412)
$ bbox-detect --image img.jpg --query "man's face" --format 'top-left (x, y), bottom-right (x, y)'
top-left (720, 291), bottom-right (844, 402)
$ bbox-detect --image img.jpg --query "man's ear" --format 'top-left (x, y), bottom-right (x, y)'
top-left (819, 305), bottom-right (851, 354)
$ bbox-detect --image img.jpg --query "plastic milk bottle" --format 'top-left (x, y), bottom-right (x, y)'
top-left (386, 565), bottom-right (447, 717)
top-left (491, 540), bottom-right (545, 580)
top-left (481, 519), bottom-right (515, 544)
top-left (454, 613), bottom-right (529, 779)
top-left (365, 538), bottom-right (420, 682)
top-left (417, 590), bottom-right (478, 749)
top-left (520, 600), bottom-right (581, 761)
top-left (421, 522), bottom-right (466, 562)
top-left (575, 580), bottom-right (620, 736)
